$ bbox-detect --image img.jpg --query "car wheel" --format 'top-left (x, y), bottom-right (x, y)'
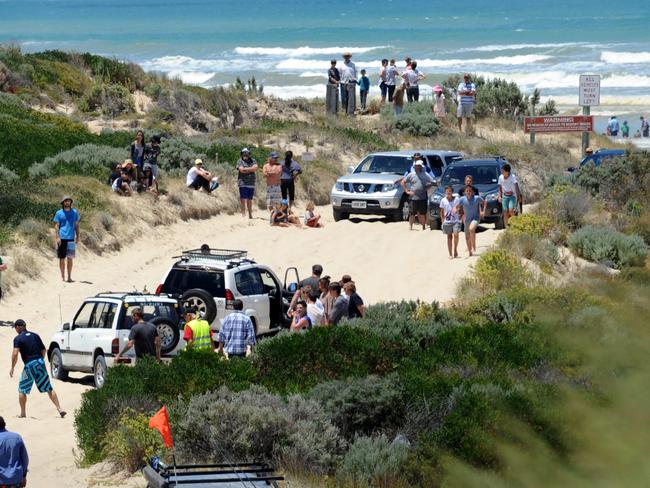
top-left (151, 317), bottom-right (180, 354)
top-left (93, 355), bottom-right (107, 389)
top-left (333, 209), bottom-right (349, 222)
top-left (181, 288), bottom-right (217, 323)
top-left (394, 198), bottom-right (409, 222)
top-left (50, 348), bottom-right (68, 381)
top-left (429, 218), bottom-right (441, 230)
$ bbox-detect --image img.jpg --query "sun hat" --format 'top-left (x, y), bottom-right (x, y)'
top-left (241, 147), bottom-right (250, 154)
top-left (343, 51), bottom-right (352, 57)
top-left (433, 84), bottom-right (443, 93)
top-left (414, 161), bottom-right (425, 166)
top-left (194, 158), bottom-right (203, 166)
top-left (270, 151), bottom-right (278, 158)
top-left (13, 319), bottom-right (26, 328)
top-left (60, 195), bottom-right (73, 204)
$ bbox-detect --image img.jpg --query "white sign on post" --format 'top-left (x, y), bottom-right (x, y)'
top-left (579, 74), bottom-right (601, 106)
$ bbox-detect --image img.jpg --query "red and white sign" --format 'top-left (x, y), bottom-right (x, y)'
top-left (524, 116), bottom-right (593, 134)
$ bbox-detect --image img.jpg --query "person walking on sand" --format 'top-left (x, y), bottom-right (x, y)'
top-left (433, 85), bottom-right (447, 121)
top-left (401, 160), bottom-right (435, 230)
top-left (339, 52), bottom-right (357, 115)
top-left (10, 320), bottom-right (66, 418)
top-left (187, 159), bottom-right (219, 193)
top-left (457, 73), bottom-right (476, 133)
top-left (182, 307), bottom-right (214, 352)
top-left (440, 185), bottom-right (461, 259)
top-left (326, 60), bottom-right (340, 114)
top-left (456, 185), bottom-right (486, 257)
top-left (385, 59), bottom-right (399, 102)
top-left (498, 163), bottom-right (521, 227)
top-left (53, 196), bottom-right (79, 283)
top-left (115, 308), bottom-right (161, 361)
top-left (358, 69), bottom-right (370, 110)
top-left (237, 148), bottom-right (258, 219)
top-left (217, 299), bottom-right (256, 358)
top-left (0, 416), bottom-right (29, 488)
top-left (393, 83), bottom-right (406, 116)
top-left (263, 151), bottom-right (283, 211)
top-left (0, 255), bottom-right (6, 303)
top-left (280, 151), bottom-right (302, 207)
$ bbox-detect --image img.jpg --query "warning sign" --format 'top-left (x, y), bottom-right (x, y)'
top-left (524, 116), bottom-right (594, 134)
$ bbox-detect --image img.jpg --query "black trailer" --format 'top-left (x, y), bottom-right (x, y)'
top-left (142, 461), bottom-right (284, 488)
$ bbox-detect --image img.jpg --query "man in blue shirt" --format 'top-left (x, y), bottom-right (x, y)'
top-left (10, 320), bottom-right (66, 419)
top-left (457, 73), bottom-right (476, 133)
top-left (607, 116), bottom-right (620, 137)
top-left (456, 185), bottom-right (486, 257)
top-left (0, 416), bottom-right (28, 487)
top-left (216, 300), bottom-right (256, 358)
top-left (52, 196), bottom-right (80, 283)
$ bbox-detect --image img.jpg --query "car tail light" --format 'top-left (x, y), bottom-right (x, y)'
top-left (155, 284), bottom-right (163, 295)
top-left (111, 338), bottom-right (120, 355)
top-left (225, 289), bottom-right (235, 310)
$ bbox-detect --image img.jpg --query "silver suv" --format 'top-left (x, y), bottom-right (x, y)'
top-left (330, 150), bottom-right (463, 221)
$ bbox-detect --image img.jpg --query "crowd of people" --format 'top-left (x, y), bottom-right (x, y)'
top-left (607, 115), bottom-right (650, 138)
top-left (108, 132), bottom-right (161, 196)
top-left (325, 52), bottom-right (477, 133)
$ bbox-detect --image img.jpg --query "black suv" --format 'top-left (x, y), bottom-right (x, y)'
top-left (428, 158), bottom-right (522, 230)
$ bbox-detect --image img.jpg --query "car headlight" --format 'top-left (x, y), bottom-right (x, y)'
top-left (381, 183), bottom-right (397, 192)
top-left (335, 182), bottom-right (344, 191)
top-left (430, 194), bottom-right (442, 203)
top-left (485, 192), bottom-right (498, 202)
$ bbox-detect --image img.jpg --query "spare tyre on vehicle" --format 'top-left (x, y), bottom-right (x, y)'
top-left (150, 316), bottom-right (180, 354)
top-left (180, 288), bottom-right (217, 323)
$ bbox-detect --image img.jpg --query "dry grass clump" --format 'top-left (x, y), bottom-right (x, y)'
top-left (17, 219), bottom-right (52, 250)
top-left (165, 179), bottom-right (239, 221)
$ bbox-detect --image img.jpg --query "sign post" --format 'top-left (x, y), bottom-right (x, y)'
top-left (579, 75), bottom-right (600, 155)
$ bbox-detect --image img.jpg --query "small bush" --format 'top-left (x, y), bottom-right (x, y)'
top-left (79, 83), bottom-right (135, 116)
top-left (540, 185), bottom-right (591, 232)
top-left (498, 231), bottom-right (559, 272)
top-left (506, 214), bottom-right (552, 238)
top-left (17, 219), bottom-right (51, 248)
top-left (29, 144), bottom-right (126, 179)
top-left (569, 225), bottom-right (648, 268)
top-left (102, 409), bottom-right (165, 473)
top-left (383, 103), bottom-right (440, 137)
top-left (471, 249), bottom-right (531, 292)
top-left (337, 434), bottom-right (409, 487)
top-left (0, 165), bottom-right (18, 183)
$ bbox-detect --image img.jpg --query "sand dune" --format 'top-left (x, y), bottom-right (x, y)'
top-left (0, 205), bottom-right (502, 487)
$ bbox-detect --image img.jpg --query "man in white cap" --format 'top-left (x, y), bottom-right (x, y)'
top-left (186, 158), bottom-right (219, 193)
top-left (400, 160), bottom-right (435, 230)
top-left (339, 51), bottom-right (357, 115)
top-left (52, 195), bottom-right (80, 282)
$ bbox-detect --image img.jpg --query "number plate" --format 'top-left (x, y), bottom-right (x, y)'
top-left (351, 201), bottom-right (367, 209)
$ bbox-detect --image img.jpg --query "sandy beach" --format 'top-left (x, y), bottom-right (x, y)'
top-left (0, 204), bottom-right (501, 487)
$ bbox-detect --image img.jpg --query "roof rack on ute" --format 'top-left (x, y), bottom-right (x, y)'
top-left (177, 248), bottom-right (249, 262)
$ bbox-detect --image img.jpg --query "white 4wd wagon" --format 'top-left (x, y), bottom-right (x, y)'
top-left (156, 248), bottom-right (295, 335)
top-left (48, 293), bottom-right (183, 388)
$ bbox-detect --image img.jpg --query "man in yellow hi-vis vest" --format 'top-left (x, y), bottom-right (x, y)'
top-left (182, 307), bottom-right (215, 352)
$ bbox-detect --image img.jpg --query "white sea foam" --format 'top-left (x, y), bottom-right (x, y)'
top-left (233, 45), bottom-right (389, 56)
top-left (167, 71), bottom-right (215, 85)
top-left (478, 71), bottom-right (650, 90)
top-left (299, 71), bottom-right (328, 78)
top-left (601, 51), bottom-right (650, 64)
top-left (460, 42), bottom-right (583, 52)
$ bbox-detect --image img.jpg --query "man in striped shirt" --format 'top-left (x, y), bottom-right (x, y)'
top-left (457, 73), bottom-right (476, 133)
top-left (217, 300), bottom-right (256, 358)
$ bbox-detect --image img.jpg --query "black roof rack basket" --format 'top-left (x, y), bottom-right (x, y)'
top-left (178, 248), bottom-right (248, 262)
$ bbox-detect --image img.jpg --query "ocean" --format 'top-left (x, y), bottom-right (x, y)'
top-left (1, 0), bottom-right (649, 113)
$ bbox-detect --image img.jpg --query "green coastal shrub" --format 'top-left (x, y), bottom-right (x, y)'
top-left (383, 102), bottom-right (440, 137)
top-left (79, 83), bottom-right (135, 116)
top-left (540, 185), bottom-right (591, 233)
top-left (0, 165), bottom-right (18, 183)
top-left (29, 144), bottom-right (126, 179)
top-left (442, 74), bottom-right (528, 119)
top-left (506, 214), bottom-right (552, 238)
top-left (472, 249), bottom-right (531, 292)
top-left (498, 231), bottom-right (559, 272)
top-left (337, 434), bottom-right (409, 487)
top-left (569, 225), bottom-right (648, 268)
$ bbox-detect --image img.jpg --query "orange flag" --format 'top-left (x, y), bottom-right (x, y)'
top-left (149, 405), bottom-right (174, 448)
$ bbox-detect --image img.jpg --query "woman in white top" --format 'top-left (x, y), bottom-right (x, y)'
top-left (432, 85), bottom-right (447, 120)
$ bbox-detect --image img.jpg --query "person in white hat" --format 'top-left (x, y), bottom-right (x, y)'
top-left (186, 158), bottom-right (219, 193)
top-left (400, 161), bottom-right (435, 230)
top-left (52, 196), bottom-right (80, 282)
top-left (339, 51), bottom-right (357, 115)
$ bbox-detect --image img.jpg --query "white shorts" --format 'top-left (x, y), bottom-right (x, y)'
top-left (457, 104), bottom-right (474, 118)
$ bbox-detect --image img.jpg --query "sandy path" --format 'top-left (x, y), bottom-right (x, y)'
top-left (0, 205), bottom-right (501, 487)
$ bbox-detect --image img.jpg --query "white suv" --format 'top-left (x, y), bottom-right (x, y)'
top-left (155, 248), bottom-right (295, 336)
top-left (48, 293), bottom-right (183, 388)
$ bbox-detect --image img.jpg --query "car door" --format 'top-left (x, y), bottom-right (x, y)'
top-left (258, 267), bottom-right (284, 328)
top-left (89, 302), bottom-right (118, 364)
top-left (67, 301), bottom-right (98, 369)
top-left (234, 267), bottom-right (270, 333)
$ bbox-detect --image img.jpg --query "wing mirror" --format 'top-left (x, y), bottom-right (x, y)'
top-left (62, 323), bottom-right (70, 331)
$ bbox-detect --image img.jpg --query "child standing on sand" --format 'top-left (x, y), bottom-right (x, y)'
top-left (304, 201), bottom-right (323, 227)
top-left (358, 69), bottom-right (370, 110)
top-left (393, 84), bottom-right (406, 116)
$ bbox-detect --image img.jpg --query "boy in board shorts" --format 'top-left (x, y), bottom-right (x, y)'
top-left (53, 196), bottom-right (79, 282)
top-left (456, 185), bottom-right (486, 257)
top-left (439, 186), bottom-right (461, 259)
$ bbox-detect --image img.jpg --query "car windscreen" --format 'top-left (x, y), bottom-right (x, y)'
top-left (161, 268), bottom-right (226, 298)
top-left (354, 155), bottom-right (412, 175)
top-left (441, 165), bottom-right (499, 186)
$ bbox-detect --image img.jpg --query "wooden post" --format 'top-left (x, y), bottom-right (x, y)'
top-left (581, 105), bottom-right (590, 155)
top-left (529, 106), bottom-right (536, 145)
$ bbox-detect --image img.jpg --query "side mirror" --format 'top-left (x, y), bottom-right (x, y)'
top-left (288, 282), bottom-right (298, 293)
top-left (62, 323), bottom-right (70, 331)
top-left (347, 165), bottom-right (354, 174)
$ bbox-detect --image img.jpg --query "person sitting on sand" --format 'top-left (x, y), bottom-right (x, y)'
top-left (140, 165), bottom-right (158, 195)
top-left (304, 201), bottom-right (323, 227)
top-left (10, 319), bottom-right (66, 419)
top-left (112, 171), bottom-right (133, 196)
top-left (121, 159), bottom-right (138, 190)
top-left (271, 200), bottom-right (301, 227)
top-left (108, 163), bottom-right (121, 185)
top-left (187, 159), bottom-right (219, 193)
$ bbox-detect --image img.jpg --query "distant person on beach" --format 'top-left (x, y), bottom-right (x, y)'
top-left (433, 84), bottom-right (446, 120)
top-left (401, 160), bottom-right (435, 230)
top-left (344, 282), bottom-right (365, 319)
top-left (144, 135), bottom-right (161, 178)
top-left (402, 60), bottom-right (425, 102)
top-left (326, 282), bottom-right (347, 325)
top-left (237, 148), bottom-right (258, 219)
top-left (456, 185), bottom-right (486, 257)
top-left (280, 151), bottom-right (301, 207)
top-left (271, 200), bottom-right (301, 227)
top-left (0, 416), bottom-right (29, 488)
top-left (379, 59), bottom-right (389, 104)
top-left (263, 151), bottom-right (283, 211)
top-left (385, 59), bottom-right (399, 102)
top-left (326, 59), bottom-right (340, 114)
top-left (0, 255), bottom-right (6, 302)
top-left (498, 163), bottom-right (521, 227)
top-left (130, 130), bottom-right (146, 174)
top-left (10, 319), bottom-right (66, 418)
top-left (440, 185), bottom-right (461, 259)
top-left (607, 116), bottom-right (620, 137)
top-left (457, 73), bottom-right (476, 133)
top-left (187, 159), bottom-right (219, 193)
top-left (304, 201), bottom-right (323, 227)
top-left (621, 120), bottom-right (630, 138)
top-left (115, 307), bottom-right (161, 361)
top-left (112, 170), bottom-right (133, 196)
top-left (358, 69), bottom-right (370, 110)
top-left (339, 51), bottom-right (357, 115)
top-left (404, 57), bottom-right (412, 72)
top-left (140, 165), bottom-right (158, 195)
top-left (393, 83), bottom-right (406, 116)
top-left (640, 116), bottom-right (649, 137)
top-left (53, 195), bottom-right (79, 283)
top-left (121, 159), bottom-right (138, 189)
top-left (217, 299), bottom-right (256, 357)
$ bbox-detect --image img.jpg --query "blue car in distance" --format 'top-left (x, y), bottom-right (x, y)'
top-left (572, 149), bottom-right (625, 171)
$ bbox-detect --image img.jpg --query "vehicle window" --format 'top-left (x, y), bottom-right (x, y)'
top-left (259, 269), bottom-right (279, 295)
top-left (426, 156), bottom-right (444, 176)
top-left (354, 155), bottom-right (412, 175)
top-left (162, 269), bottom-right (225, 298)
top-left (93, 303), bottom-right (117, 329)
top-left (73, 302), bottom-right (96, 329)
top-left (445, 155), bottom-right (463, 165)
top-left (120, 302), bottom-right (179, 329)
top-left (235, 269), bottom-right (265, 296)
top-left (441, 165), bottom-right (499, 185)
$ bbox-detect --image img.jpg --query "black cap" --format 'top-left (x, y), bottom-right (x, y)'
top-left (151, 135), bottom-right (161, 143)
top-left (13, 319), bottom-right (26, 328)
